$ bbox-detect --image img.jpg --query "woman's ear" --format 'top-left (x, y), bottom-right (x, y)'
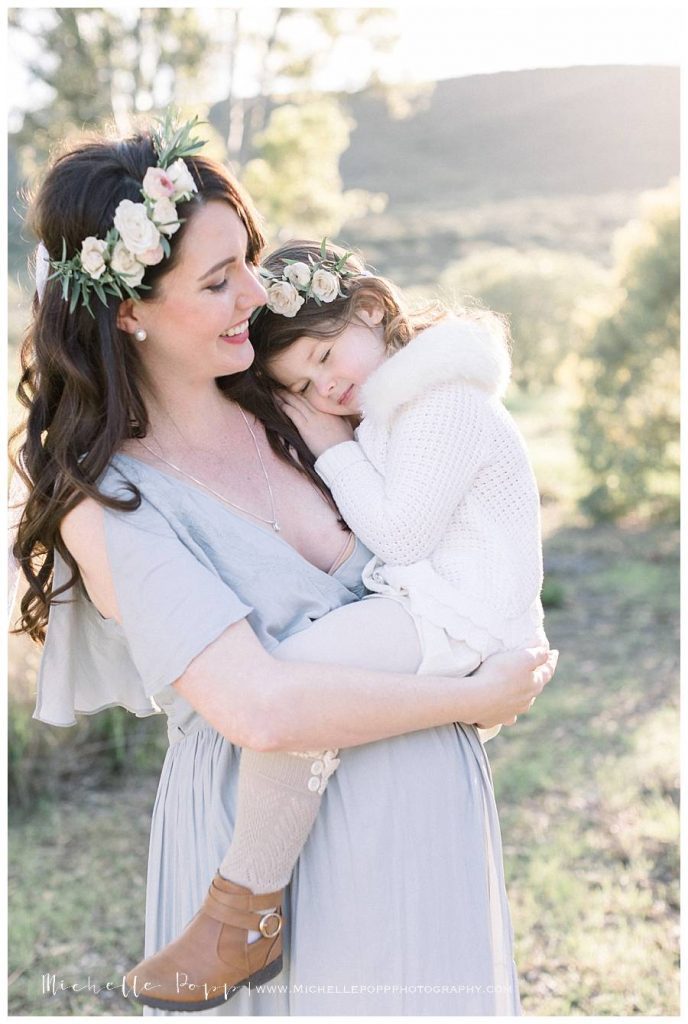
top-left (116, 298), bottom-right (144, 335)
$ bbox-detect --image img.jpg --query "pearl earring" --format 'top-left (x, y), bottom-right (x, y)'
top-left (134, 327), bottom-right (147, 342)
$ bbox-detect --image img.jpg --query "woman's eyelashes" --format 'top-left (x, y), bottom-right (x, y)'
top-left (207, 279), bottom-right (228, 293)
top-left (207, 253), bottom-right (254, 292)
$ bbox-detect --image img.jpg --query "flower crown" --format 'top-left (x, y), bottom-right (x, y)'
top-left (257, 241), bottom-right (359, 319)
top-left (44, 113), bottom-right (207, 316)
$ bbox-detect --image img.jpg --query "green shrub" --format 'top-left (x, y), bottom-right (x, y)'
top-left (575, 182), bottom-right (679, 521)
top-left (541, 576), bottom-right (566, 609)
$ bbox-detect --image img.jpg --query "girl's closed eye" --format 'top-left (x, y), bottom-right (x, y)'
top-left (320, 347), bottom-right (332, 363)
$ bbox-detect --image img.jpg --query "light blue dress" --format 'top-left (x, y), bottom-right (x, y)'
top-left (34, 454), bottom-right (521, 1015)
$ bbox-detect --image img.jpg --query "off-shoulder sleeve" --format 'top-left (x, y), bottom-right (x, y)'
top-left (34, 492), bottom-right (252, 727)
top-left (103, 495), bottom-right (252, 696)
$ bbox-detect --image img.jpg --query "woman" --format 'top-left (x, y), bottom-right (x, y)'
top-left (13, 119), bottom-right (556, 1015)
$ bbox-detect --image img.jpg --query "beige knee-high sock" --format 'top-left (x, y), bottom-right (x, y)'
top-left (218, 598), bottom-right (421, 906)
top-left (219, 748), bottom-right (339, 895)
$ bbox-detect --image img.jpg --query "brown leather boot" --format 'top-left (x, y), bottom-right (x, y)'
top-left (124, 873), bottom-right (284, 1012)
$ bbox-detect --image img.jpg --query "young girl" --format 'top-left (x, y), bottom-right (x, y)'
top-left (126, 239), bottom-right (548, 1009)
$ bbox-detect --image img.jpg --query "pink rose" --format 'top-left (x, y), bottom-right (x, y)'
top-left (138, 245), bottom-right (164, 266)
top-left (142, 167), bottom-right (176, 201)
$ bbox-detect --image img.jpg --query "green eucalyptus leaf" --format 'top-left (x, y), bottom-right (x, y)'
top-left (68, 280), bottom-right (81, 314)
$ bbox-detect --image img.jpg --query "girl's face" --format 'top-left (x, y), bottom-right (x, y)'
top-left (121, 200), bottom-right (268, 386)
top-left (267, 309), bottom-right (387, 416)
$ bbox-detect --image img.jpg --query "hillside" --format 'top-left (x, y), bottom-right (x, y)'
top-left (341, 65), bottom-right (678, 205)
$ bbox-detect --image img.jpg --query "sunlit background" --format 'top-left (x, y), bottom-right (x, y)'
top-left (7, 3), bottom-right (680, 1017)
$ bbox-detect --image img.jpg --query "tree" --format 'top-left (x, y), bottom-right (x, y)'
top-left (206, 7), bottom-right (402, 168)
top-left (439, 247), bottom-right (608, 392)
top-left (241, 99), bottom-right (385, 239)
top-left (9, 8), bottom-right (211, 165)
top-left (575, 182), bottom-right (679, 520)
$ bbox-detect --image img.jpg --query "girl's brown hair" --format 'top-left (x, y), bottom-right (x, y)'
top-left (11, 128), bottom-right (266, 643)
top-left (248, 240), bottom-right (449, 364)
top-left (229, 240), bottom-right (450, 484)
top-left (234, 239), bottom-right (511, 518)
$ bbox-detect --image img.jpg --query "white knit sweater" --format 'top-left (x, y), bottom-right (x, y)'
top-left (314, 316), bottom-right (545, 656)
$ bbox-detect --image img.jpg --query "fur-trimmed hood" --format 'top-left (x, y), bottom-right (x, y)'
top-left (360, 315), bottom-right (511, 426)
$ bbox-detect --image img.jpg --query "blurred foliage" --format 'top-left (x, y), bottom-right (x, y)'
top-left (439, 247), bottom-right (609, 392)
top-left (209, 7), bottom-right (400, 167)
top-left (242, 98), bottom-right (386, 238)
top-left (574, 182), bottom-right (679, 521)
top-left (540, 576), bottom-right (566, 609)
top-left (8, 698), bottom-right (167, 811)
top-left (8, 628), bottom-right (168, 810)
top-left (8, 7), bottom-right (211, 164)
top-left (8, 7), bottom-right (410, 275)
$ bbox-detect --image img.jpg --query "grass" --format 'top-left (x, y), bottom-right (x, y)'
top-left (9, 779), bottom-right (157, 1015)
top-left (490, 522), bottom-right (679, 1015)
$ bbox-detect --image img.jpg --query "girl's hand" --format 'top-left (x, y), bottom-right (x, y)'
top-left (469, 647), bottom-right (559, 728)
top-left (278, 393), bottom-right (354, 457)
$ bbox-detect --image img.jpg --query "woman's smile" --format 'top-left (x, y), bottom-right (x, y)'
top-left (220, 319), bottom-right (251, 345)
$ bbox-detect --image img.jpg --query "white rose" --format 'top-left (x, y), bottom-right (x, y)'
top-left (80, 237), bottom-right (108, 280)
top-left (113, 200), bottom-right (161, 256)
top-left (110, 241), bottom-right (145, 286)
top-left (151, 197), bottom-right (180, 236)
top-left (283, 262), bottom-right (312, 289)
top-left (266, 281), bottom-right (305, 318)
top-left (310, 268), bottom-right (339, 303)
top-left (166, 158), bottom-right (197, 200)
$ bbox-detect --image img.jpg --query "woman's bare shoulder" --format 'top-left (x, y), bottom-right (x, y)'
top-left (60, 498), bottom-right (120, 620)
top-left (60, 496), bottom-right (106, 557)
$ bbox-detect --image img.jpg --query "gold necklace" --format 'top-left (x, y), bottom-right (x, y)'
top-left (138, 408), bottom-right (281, 532)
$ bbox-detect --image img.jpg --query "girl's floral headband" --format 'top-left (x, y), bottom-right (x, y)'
top-left (257, 241), bottom-right (359, 319)
top-left (40, 113), bottom-right (207, 317)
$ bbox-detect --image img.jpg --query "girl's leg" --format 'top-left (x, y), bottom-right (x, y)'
top-left (219, 597), bottom-right (422, 900)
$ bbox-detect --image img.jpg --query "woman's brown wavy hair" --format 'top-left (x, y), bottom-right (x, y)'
top-left (10, 128), bottom-right (273, 643)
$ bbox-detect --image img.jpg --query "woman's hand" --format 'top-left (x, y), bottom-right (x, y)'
top-left (469, 647), bottom-right (559, 728)
top-left (278, 393), bottom-right (354, 457)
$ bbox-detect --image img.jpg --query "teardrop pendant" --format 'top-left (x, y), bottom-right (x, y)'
top-left (273, 522), bottom-right (281, 532)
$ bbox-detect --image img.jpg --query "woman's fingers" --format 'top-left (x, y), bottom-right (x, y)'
top-left (518, 649), bottom-right (559, 712)
top-left (534, 649), bottom-right (559, 691)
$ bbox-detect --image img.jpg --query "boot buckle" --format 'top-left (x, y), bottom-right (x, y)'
top-left (259, 911), bottom-right (282, 939)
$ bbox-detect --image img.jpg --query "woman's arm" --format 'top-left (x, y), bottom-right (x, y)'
top-left (61, 499), bottom-right (557, 753)
top-left (177, 620), bottom-right (555, 751)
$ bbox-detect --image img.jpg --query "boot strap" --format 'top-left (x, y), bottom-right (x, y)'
top-left (210, 878), bottom-right (283, 912)
top-left (203, 890), bottom-right (283, 936)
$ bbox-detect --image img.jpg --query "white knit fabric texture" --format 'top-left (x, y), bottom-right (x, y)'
top-left (315, 318), bottom-right (545, 656)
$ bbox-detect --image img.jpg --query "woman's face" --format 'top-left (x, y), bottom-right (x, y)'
top-left (129, 200), bottom-right (268, 386)
top-left (267, 311), bottom-right (387, 416)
